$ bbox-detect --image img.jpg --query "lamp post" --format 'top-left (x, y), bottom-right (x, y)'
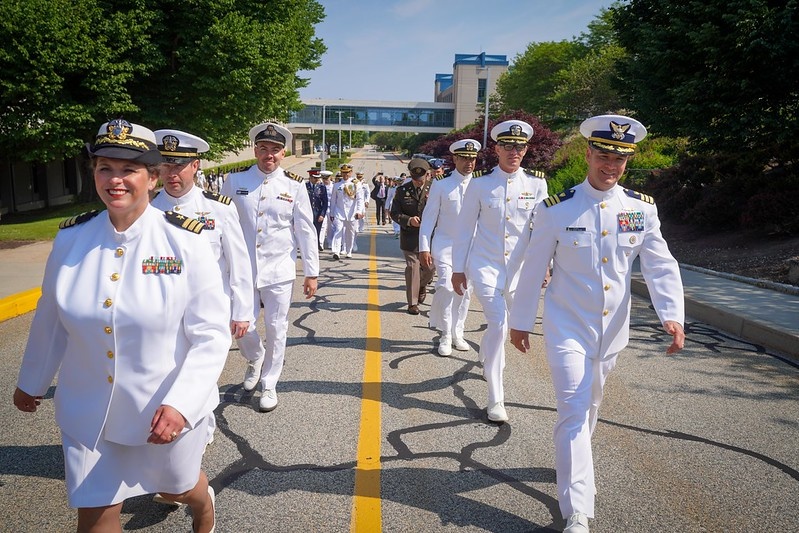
top-left (336, 111), bottom-right (344, 158)
top-left (349, 116), bottom-right (352, 148)
top-left (321, 104), bottom-right (326, 171)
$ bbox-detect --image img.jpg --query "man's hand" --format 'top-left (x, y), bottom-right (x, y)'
top-left (419, 251), bottom-right (433, 268)
top-left (510, 329), bottom-right (531, 353)
top-left (408, 216), bottom-right (421, 228)
top-left (663, 320), bottom-right (685, 354)
top-left (13, 387), bottom-right (42, 412)
top-left (303, 277), bottom-right (318, 299)
top-left (230, 320), bottom-right (249, 339)
top-left (451, 272), bottom-right (467, 296)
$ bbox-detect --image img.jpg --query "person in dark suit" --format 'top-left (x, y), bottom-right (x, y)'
top-left (390, 158), bottom-right (435, 315)
top-left (306, 169), bottom-right (329, 251)
top-left (370, 172), bottom-right (389, 225)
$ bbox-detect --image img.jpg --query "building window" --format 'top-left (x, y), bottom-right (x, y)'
top-left (477, 78), bottom-right (487, 104)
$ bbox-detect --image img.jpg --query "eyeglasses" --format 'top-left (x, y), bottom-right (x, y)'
top-left (500, 143), bottom-right (527, 152)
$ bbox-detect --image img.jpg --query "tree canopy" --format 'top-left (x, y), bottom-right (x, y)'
top-left (613, 0), bottom-right (799, 157)
top-left (0, 0), bottom-right (326, 162)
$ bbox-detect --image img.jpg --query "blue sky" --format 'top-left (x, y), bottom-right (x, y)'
top-left (299, 0), bottom-right (615, 102)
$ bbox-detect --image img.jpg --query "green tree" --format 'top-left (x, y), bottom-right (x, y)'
top-left (550, 44), bottom-right (627, 122)
top-left (613, 0), bottom-right (799, 157)
top-left (495, 40), bottom-right (586, 118)
top-left (0, 0), bottom-right (326, 163)
top-left (0, 0), bottom-right (160, 162)
top-left (133, 0), bottom-right (326, 158)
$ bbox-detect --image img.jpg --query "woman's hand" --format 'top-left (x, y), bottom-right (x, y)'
top-left (148, 405), bottom-right (187, 445)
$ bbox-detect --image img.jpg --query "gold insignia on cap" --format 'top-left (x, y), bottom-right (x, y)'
top-left (610, 121), bottom-right (631, 141)
top-left (510, 124), bottom-right (522, 137)
top-left (107, 119), bottom-right (131, 140)
top-left (163, 135), bottom-right (179, 152)
top-left (465, 141), bottom-right (475, 151)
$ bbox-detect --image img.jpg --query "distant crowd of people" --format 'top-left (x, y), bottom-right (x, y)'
top-left (14, 116), bottom-right (685, 533)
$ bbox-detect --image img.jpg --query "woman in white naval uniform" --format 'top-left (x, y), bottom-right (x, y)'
top-left (13, 120), bottom-right (229, 533)
top-left (451, 120), bottom-right (548, 423)
top-left (220, 122), bottom-right (319, 413)
top-left (419, 139), bottom-right (482, 356)
top-left (509, 115), bottom-right (685, 533)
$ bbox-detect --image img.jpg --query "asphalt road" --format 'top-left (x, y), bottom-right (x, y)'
top-left (1, 149), bottom-right (797, 532)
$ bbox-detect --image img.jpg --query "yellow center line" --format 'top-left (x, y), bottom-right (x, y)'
top-left (351, 228), bottom-right (382, 532)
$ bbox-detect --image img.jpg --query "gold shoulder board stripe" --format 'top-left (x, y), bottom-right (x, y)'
top-left (543, 189), bottom-right (576, 208)
top-left (524, 168), bottom-right (547, 178)
top-left (202, 190), bottom-right (231, 205)
top-left (472, 170), bottom-right (484, 178)
top-left (624, 188), bottom-right (655, 204)
top-left (284, 170), bottom-right (303, 182)
top-left (164, 211), bottom-right (204, 234)
top-left (58, 210), bottom-right (100, 229)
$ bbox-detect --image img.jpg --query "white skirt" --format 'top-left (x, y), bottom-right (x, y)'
top-left (62, 415), bottom-right (210, 508)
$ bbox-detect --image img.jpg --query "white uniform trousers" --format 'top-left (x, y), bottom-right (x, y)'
top-left (471, 282), bottom-right (513, 406)
top-left (320, 215), bottom-right (330, 249)
top-left (429, 261), bottom-right (470, 339)
top-left (236, 280), bottom-right (295, 390)
top-left (547, 348), bottom-right (618, 519)
top-left (331, 219), bottom-right (357, 255)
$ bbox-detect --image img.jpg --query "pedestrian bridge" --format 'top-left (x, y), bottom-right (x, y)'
top-left (288, 98), bottom-right (454, 134)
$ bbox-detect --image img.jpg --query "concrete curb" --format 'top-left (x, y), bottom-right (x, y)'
top-left (630, 278), bottom-right (798, 360)
top-left (0, 288), bottom-right (41, 323)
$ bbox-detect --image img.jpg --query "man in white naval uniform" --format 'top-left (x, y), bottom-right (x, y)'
top-left (419, 139), bottom-right (482, 356)
top-left (221, 122), bottom-right (319, 412)
top-left (509, 115), bottom-right (685, 533)
top-left (451, 120), bottom-right (548, 423)
top-left (152, 129), bottom-right (253, 341)
top-left (319, 170), bottom-right (334, 250)
top-left (329, 164), bottom-right (365, 260)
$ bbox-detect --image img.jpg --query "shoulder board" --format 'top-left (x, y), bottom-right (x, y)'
top-left (202, 190), bottom-right (232, 205)
top-left (624, 188), bottom-right (655, 204)
top-left (164, 210), bottom-right (204, 234)
top-left (152, 191), bottom-right (161, 200)
top-left (471, 170), bottom-right (485, 178)
top-left (543, 189), bottom-right (576, 208)
top-left (435, 172), bottom-right (450, 181)
top-left (284, 170), bottom-right (303, 183)
top-left (524, 168), bottom-right (547, 179)
top-left (58, 210), bottom-right (100, 230)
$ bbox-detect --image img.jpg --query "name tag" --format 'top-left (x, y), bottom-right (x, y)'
top-left (566, 226), bottom-right (586, 232)
top-left (236, 188), bottom-right (249, 195)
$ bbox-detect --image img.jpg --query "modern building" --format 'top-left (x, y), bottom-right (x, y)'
top-left (435, 53), bottom-right (509, 130)
top-left (287, 52), bottom-right (509, 147)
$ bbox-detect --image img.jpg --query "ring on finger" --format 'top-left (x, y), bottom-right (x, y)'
top-left (170, 431), bottom-right (178, 440)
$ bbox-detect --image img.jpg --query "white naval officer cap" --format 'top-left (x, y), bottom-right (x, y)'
top-left (449, 138), bottom-right (481, 158)
top-left (154, 129), bottom-right (210, 164)
top-left (580, 114), bottom-right (647, 155)
top-left (86, 118), bottom-right (163, 165)
top-left (249, 122), bottom-right (292, 148)
top-left (490, 119), bottom-right (533, 144)
top-left (319, 170), bottom-right (333, 177)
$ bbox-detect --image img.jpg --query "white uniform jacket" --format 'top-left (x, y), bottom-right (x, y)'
top-left (329, 178), bottom-right (365, 221)
top-left (221, 165), bottom-right (320, 288)
top-left (509, 180), bottom-right (685, 358)
top-left (451, 166), bottom-right (548, 293)
top-left (151, 186), bottom-right (253, 323)
top-left (16, 206), bottom-right (232, 449)
top-left (323, 182), bottom-right (334, 217)
top-left (419, 169), bottom-right (472, 266)
top-left (358, 180), bottom-right (370, 207)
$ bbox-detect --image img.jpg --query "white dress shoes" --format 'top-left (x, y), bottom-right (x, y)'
top-left (564, 512), bottom-right (589, 533)
top-left (437, 336), bottom-right (452, 356)
top-left (487, 401), bottom-right (508, 422)
top-left (453, 337), bottom-right (469, 351)
top-left (259, 389), bottom-right (278, 412)
top-left (243, 357), bottom-right (263, 391)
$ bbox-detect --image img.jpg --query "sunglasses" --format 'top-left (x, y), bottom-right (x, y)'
top-left (500, 143), bottom-right (527, 152)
